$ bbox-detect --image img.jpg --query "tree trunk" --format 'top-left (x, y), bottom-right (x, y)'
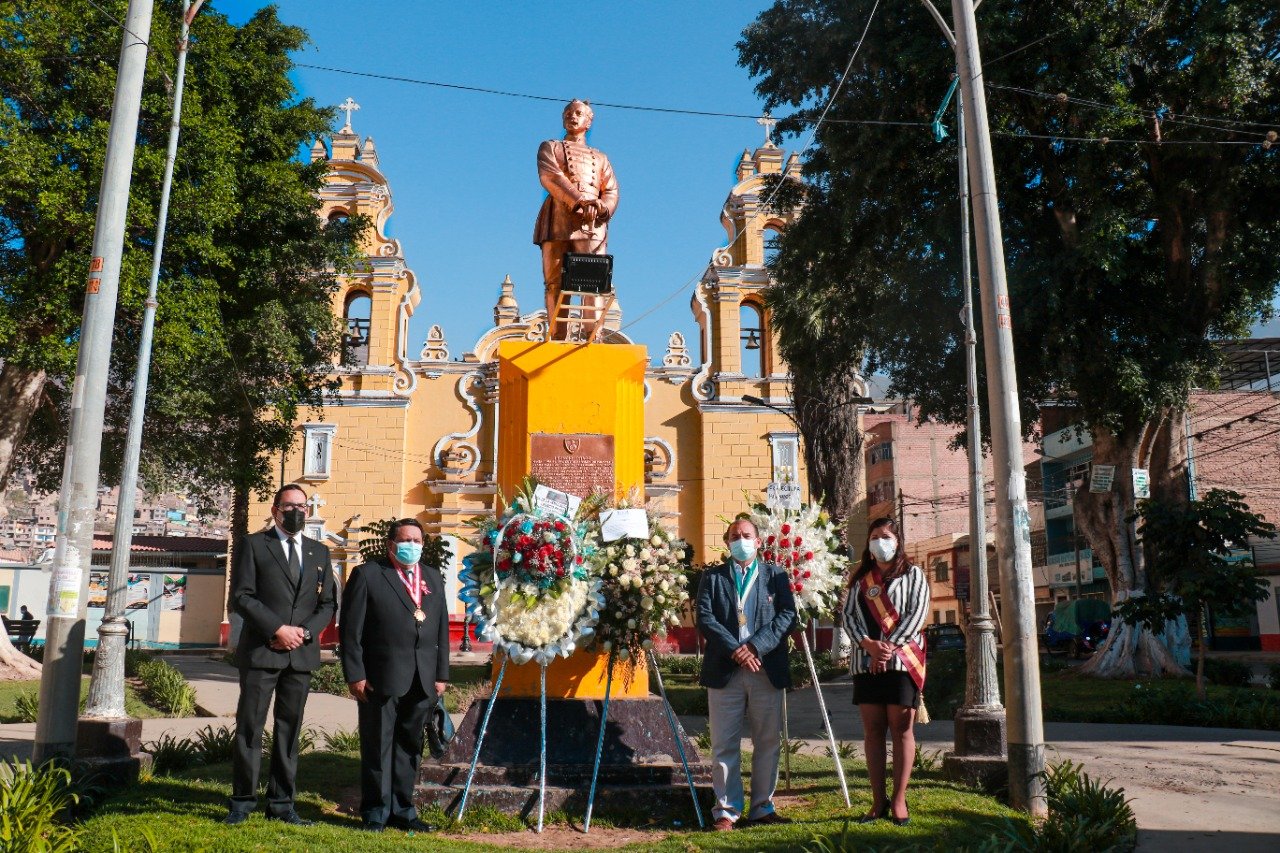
top-left (1195, 607), bottom-right (1207, 700)
top-left (0, 364), bottom-right (47, 679)
top-left (793, 361), bottom-right (867, 548)
top-left (0, 363), bottom-right (47, 491)
top-left (1075, 421), bottom-right (1189, 679)
top-left (0, 633), bottom-right (42, 681)
top-left (231, 483), bottom-right (251, 545)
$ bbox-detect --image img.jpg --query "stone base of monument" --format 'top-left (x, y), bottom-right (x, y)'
top-left (942, 708), bottom-right (1009, 790)
top-left (416, 697), bottom-right (713, 818)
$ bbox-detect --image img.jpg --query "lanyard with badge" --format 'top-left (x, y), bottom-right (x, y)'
top-left (733, 559), bottom-right (758, 635)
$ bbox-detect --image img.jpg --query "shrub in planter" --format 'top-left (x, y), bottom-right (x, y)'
top-left (190, 725), bottom-right (236, 766)
top-left (1203, 658), bottom-right (1253, 688)
top-left (142, 734), bottom-right (200, 776)
top-left (309, 662), bottom-right (349, 697)
top-left (0, 761), bottom-right (82, 853)
top-left (13, 690), bottom-right (38, 724)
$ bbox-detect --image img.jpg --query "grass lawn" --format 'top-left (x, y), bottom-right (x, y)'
top-left (0, 677), bottom-right (160, 723)
top-left (75, 749), bottom-right (1026, 852)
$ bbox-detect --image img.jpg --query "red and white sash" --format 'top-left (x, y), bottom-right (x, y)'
top-left (860, 568), bottom-right (927, 691)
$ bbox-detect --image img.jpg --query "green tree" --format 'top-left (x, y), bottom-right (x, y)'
top-left (0, 1), bottom-right (367, 540)
top-left (738, 0), bottom-right (1280, 676)
top-left (1118, 489), bottom-right (1275, 698)
top-left (358, 518), bottom-right (454, 572)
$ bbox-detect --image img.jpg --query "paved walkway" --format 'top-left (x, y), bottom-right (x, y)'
top-left (3, 659), bottom-right (1278, 851)
top-left (765, 678), bottom-right (1280, 853)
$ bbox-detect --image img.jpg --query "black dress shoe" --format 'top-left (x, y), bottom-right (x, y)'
top-left (889, 803), bottom-right (911, 826)
top-left (390, 817), bottom-right (438, 832)
top-left (223, 812), bottom-right (250, 826)
top-left (266, 812), bottom-right (313, 826)
top-left (361, 822), bottom-right (386, 832)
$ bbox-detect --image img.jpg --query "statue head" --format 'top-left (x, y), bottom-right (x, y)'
top-left (562, 99), bottom-right (594, 134)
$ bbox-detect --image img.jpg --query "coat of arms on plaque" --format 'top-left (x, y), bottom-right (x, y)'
top-left (564, 438), bottom-right (581, 454)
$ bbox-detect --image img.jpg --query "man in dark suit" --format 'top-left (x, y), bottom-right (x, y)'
top-left (225, 484), bottom-right (337, 826)
top-left (340, 518), bottom-right (450, 833)
top-left (696, 516), bottom-right (797, 831)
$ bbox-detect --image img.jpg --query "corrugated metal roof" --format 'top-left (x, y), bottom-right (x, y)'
top-left (91, 535), bottom-right (227, 555)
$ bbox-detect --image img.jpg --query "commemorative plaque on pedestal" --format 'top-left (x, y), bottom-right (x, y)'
top-left (415, 339), bottom-right (711, 818)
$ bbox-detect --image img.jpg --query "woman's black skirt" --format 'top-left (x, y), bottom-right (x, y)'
top-left (853, 670), bottom-right (921, 709)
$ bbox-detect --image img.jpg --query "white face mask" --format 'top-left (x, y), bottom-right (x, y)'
top-left (869, 537), bottom-right (897, 563)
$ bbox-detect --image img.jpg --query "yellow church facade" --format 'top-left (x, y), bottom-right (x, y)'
top-left (250, 118), bottom-right (856, 639)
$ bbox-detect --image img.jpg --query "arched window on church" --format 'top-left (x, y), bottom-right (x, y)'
top-left (343, 292), bottom-right (371, 366)
top-left (740, 302), bottom-right (765, 378)
top-left (763, 224), bottom-right (783, 269)
top-left (328, 209), bottom-right (349, 226)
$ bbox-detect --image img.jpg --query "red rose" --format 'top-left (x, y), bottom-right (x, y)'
top-left (781, 524), bottom-right (792, 535)
top-left (791, 551), bottom-right (801, 563)
top-left (763, 550), bottom-right (775, 561)
top-left (794, 536), bottom-right (803, 547)
top-left (780, 537), bottom-right (791, 549)
top-left (576, 555), bottom-right (584, 564)
top-left (792, 582), bottom-right (803, 592)
top-left (557, 567), bottom-right (566, 577)
top-left (767, 535), bottom-right (776, 545)
top-left (804, 551), bottom-right (815, 561)
top-left (803, 570), bottom-right (811, 579)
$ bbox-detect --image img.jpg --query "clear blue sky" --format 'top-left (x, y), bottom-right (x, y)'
top-left (217, 0), bottom-right (777, 360)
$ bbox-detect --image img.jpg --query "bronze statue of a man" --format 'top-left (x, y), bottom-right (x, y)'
top-left (533, 99), bottom-right (619, 337)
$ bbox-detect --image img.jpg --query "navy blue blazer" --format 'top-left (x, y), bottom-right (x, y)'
top-left (695, 559), bottom-right (797, 690)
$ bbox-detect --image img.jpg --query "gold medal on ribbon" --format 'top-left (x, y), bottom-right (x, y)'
top-left (738, 613), bottom-right (747, 627)
top-left (413, 608), bottom-right (426, 623)
top-left (866, 585), bottom-right (882, 599)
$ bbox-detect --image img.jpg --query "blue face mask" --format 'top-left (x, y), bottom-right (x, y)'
top-left (729, 538), bottom-right (757, 564)
top-left (394, 541), bottom-right (423, 566)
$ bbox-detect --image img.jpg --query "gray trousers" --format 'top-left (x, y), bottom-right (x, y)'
top-left (707, 668), bottom-right (783, 822)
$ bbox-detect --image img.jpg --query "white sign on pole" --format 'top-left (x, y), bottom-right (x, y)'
top-left (1089, 464), bottom-right (1116, 494)
top-left (1132, 468), bottom-right (1151, 500)
top-left (766, 481), bottom-right (802, 511)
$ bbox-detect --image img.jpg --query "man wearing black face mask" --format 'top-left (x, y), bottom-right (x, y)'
top-left (225, 484), bottom-right (337, 826)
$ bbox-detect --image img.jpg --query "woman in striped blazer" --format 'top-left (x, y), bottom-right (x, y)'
top-left (841, 517), bottom-right (930, 826)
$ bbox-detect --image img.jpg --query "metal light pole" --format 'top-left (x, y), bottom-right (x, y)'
top-left (82, 1), bottom-right (203, 730)
top-left (948, 0), bottom-right (1046, 814)
top-left (34, 0), bottom-right (156, 765)
top-left (942, 72), bottom-right (1007, 786)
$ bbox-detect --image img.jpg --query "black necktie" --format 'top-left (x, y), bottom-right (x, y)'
top-left (287, 537), bottom-right (301, 578)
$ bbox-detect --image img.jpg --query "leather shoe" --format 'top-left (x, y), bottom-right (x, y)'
top-left (223, 812), bottom-right (250, 826)
top-left (361, 822), bottom-right (386, 832)
top-left (266, 812), bottom-right (313, 827)
top-left (390, 817), bottom-right (438, 832)
top-left (712, 817), bottom-right (735, 832)
top-left (890, 802), bottom-right (911, 826)
top-left (748, 811), bottom-right (792, 826)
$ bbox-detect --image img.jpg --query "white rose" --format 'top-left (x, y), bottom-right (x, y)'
top-left (608, 565), bottom-right (618, 576)
top-left (639, 549), bottom-right (653, 561)
top-left (656, 594), bottom-right (666, 604)
top-left (627, 618), bottom-right (636, 629)
top-left (641, 596), bottom-right (654, 610)
top-left (619, 648), bottom-right (630, 661)
top-left (603, 640), bottom-right (613, 651)
top-left (659, 579), bottom-right (670, 592)
top-left (642, 638), bottom-right (654, 650)
top-left (622, 558), bottom-right (639, 573)
top-left (625, 545), bottom-right (636, 557)
top-left (543, 532), bottom-right (556, 543)
top-left (651, 535), bottom-right (662, 547)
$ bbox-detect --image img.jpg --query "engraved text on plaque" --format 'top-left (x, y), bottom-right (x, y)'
top-left (530, 433), bottom-right (615, 498)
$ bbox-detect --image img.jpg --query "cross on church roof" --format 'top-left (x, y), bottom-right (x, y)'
top-left (307, 492), bottom-right (326, 518)
top-left (339, 97), bottom-right (360, 132)
top-left (757, 111), bottom-right (778, 148)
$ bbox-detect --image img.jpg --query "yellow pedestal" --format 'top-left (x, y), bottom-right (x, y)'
top-left (493, 650), bottom-right (649, 699)
top-left (495, 340), bottom-right (649, 699)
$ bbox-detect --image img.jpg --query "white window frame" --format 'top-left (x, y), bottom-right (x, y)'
top-left (302, 424), bottom-right (337, 481)
top-left (767, 431), bottom-right (800, 483)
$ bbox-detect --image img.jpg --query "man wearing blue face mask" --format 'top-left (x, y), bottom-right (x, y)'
top-left (696, 516), bottom-right (798, 831)
top-left (340, 518), bottom-right (450, 833)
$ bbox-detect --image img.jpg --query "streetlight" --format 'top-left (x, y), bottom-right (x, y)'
top-left (918, 0), bottom-right (1046, 814)
top-left (78, 0), bottom-right (206, 772)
